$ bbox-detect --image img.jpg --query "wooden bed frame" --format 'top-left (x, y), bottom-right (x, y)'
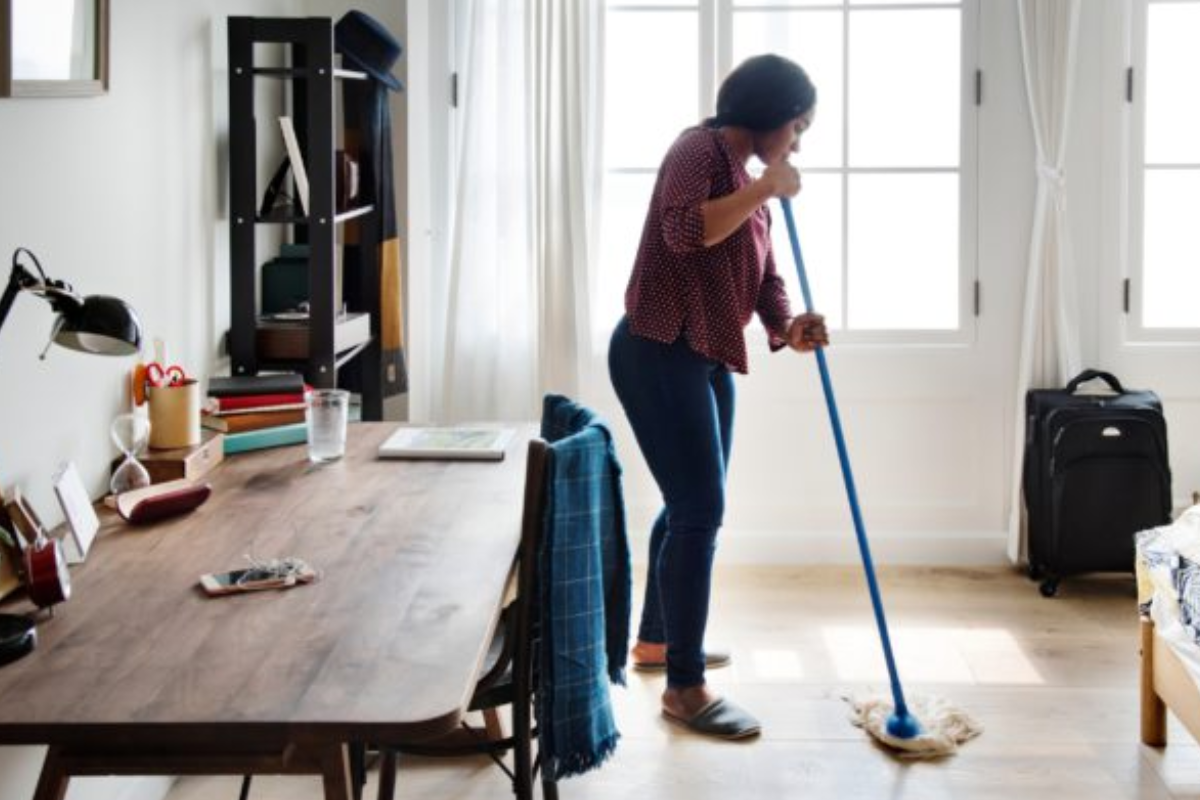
top-left (1141, 616), bottom-right (1200, 746)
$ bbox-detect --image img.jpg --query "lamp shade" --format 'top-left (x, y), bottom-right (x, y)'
top-left (53, 295), bottom-right (143, 355)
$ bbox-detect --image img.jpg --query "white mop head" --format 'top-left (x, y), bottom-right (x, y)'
top-left (846, 693), bottom-right (982, 758)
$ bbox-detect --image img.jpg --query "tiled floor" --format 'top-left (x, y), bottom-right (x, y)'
top-left (166, 565), bottom-right (1200, 800)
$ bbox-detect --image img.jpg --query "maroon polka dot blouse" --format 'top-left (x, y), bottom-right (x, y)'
top-left (624, 126), bottom-right (793, 375)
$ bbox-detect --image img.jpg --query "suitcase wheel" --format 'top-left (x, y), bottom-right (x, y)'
top-left (1039, 578), bottom-right (1059, 598)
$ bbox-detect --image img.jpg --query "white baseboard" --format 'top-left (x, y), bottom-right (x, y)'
top-left (627, 528), bottom-right (1010, 566)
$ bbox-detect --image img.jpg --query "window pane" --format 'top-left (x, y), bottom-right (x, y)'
top-left (769, 173), bottom-right (844, 328)
top-left (605, 11), bottom-right (699, 169)
top-left (598, 172), bottom-right (657, 330)
top-left (732, 10), bottom-right (842, 169)
top-left (1143, 169), bottom-right (1200, 328)
top-left (847, 173), bottom-right (958, 329)
top-left (848, 9), bottom-right (960, 168)
top-left (1146, 4), bottom-right (1200, 164)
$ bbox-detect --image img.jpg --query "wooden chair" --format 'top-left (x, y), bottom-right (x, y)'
top-left (359, 438), bottom-right (558, 800)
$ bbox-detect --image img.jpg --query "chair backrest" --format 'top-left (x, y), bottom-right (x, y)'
top-left (512, 439), bottom-right (550, 701)
top-left (469, 438), bottom-right (551, 705)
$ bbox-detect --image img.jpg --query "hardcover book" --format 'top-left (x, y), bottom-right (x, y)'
top-left (207, 374), bottom-right (306, 398)
top-left (223, 421), bottom-right (309, 455)
top-left (278, 116), bottom-right (310, 214)
top-left (377, 426), bottom-right (515, 461)
top-left (201, 408), bottom-right (305, 434)
top-left (206, 392), bottom-right (307, 412)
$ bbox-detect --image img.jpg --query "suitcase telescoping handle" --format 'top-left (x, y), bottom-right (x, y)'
top-left (1065, 369), bottom-right (1125, 395)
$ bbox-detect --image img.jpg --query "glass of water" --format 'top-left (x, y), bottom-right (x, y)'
top-left (306, 389), bottom-right (350, 463)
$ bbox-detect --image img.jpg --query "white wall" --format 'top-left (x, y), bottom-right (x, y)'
top-left (0, 2), bottom-right (402, 798)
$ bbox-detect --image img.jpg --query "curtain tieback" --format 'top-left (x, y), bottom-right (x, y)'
top-left (1036, 164), bottom-right (1066, 190)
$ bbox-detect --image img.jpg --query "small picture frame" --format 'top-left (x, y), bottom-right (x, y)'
top-left (53, 462), bottom-right (98, 564)
top-left (3, 488), bottom-right (43, 547)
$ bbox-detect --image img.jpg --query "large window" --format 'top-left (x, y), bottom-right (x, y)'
top-left (600, 0), bottom-right (977, 341)
top-left (1131, 0), bottom-right (1200, 337)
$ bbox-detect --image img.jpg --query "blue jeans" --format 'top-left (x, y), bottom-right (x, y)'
top-left (608, 317), bottom-right (734, 689)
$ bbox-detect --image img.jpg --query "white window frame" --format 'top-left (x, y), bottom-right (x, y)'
top-left (1125, 0), bottom-right (1200, 344)
top-left (603, 0), bottom-right (980, 346)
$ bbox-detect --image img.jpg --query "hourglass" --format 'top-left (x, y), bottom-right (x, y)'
top-left (109, 413), bottom-right (151, 496)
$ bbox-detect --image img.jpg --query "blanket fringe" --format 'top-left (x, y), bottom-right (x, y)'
top-left (545, 732), bottom-right (621, 781)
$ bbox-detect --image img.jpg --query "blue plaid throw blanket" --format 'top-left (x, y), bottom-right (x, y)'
top-left (538, 394), bottom-right (631, 780)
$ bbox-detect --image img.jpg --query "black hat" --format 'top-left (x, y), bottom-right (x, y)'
top-left (335, 10), bottom-right (404, 92)
top-left (712, 54), bottom-right (816, 132)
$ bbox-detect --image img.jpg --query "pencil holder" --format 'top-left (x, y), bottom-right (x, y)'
top-left (148, 380), bottom-right (201, 449)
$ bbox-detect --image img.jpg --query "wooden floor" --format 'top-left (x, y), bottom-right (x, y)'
top-left (165, 565), bottom-right (1200, 800)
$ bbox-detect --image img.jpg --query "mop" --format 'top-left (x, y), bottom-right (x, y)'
top-left (778, 197), bottom-right (982, 758)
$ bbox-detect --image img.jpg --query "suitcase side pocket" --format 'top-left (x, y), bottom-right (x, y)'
top-left (1047, 414), bottom-right (1171, 575)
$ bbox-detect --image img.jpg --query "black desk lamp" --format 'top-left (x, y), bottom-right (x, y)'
top-left (0, 247), bottom-right (143, 666)
top-left (0, 247), bottom-right (143, 357)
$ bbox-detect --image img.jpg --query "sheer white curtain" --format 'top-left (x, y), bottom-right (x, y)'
top-left (427, 0), bottom-right (604, 423)
top-left (1006, 0), bottom-right (1083, 562)
top-left (532, 0), bottom-right (604, 402)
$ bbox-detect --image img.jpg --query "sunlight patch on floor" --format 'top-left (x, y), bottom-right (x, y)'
top-left (748, 648), bottom-right (806, 680)
top-left (821, 626), bottom-right (1045, 685)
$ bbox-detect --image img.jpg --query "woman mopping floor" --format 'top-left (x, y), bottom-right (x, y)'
top-left (610, 52), bottom-right (980, 756)
top-left (609, 54), bottom-right (827, 741)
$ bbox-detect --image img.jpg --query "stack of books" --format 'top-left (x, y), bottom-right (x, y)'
top-left (203, 374), bottom-right (309, 455)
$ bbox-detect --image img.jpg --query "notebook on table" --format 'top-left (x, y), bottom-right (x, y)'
top-left (377, 426), bottom-right (515, 461)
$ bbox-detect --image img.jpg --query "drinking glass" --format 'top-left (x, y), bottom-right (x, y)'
top-left (306, 389), bottom-right (350, 463)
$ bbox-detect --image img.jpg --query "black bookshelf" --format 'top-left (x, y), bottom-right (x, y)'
top-left (227, 16), bottom-right (384, 421)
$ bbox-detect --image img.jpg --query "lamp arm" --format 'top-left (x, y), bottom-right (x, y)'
top-left (0, 263), bottom-right (37, 339)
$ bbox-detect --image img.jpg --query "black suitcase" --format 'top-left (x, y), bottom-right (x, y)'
top-left (1023, 369), bottom-right (1172, 597)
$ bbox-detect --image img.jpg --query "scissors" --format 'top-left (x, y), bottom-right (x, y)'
top-left (145, 362), bottom-right (187, 388)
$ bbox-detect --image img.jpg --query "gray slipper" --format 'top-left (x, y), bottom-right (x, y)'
top-left (633, 647), bottom-right (732, 673)
top-left (662, 697), bottom-right (762, 740)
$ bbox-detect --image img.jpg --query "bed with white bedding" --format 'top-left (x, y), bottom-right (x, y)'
top-left (1137, 505), bottom-right (1200, 746)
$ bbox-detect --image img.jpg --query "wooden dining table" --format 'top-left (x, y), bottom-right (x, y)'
top-left (0, 422), bottom-right (534, 800)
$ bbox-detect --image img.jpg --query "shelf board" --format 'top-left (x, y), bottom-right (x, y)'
top-left (249, 67), bottom-right (308, 78)
top-left (334, 340), bottom-right (371, 370)
top-left (246, 67), bottom-right (369, 81)
top-left (335, 205), bottom-right (374, 224)
top-left (255, 204), bottom-right (375, 225)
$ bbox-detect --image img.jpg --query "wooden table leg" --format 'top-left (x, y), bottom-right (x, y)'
top-left (377, 749), bottom-right (398, 800)
top-left (316, 742), bottom-right (354, 800)
top-left (32, 746), bottom-right (69, 800)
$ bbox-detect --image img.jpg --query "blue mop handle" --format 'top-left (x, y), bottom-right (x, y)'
top-left (779, 197), bottom-right (911, 721)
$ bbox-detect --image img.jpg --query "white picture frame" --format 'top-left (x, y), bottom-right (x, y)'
top-left (53, 461), bottom-right (98, 564)
top-left (278, 116), bottom-right (310, 215)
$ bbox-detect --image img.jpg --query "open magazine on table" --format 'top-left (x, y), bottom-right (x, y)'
top-left (377, 426), bottom-right (516, 461)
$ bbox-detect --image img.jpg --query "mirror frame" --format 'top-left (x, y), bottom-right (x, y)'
top-left (0, 0), bottom-right (109, 98)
